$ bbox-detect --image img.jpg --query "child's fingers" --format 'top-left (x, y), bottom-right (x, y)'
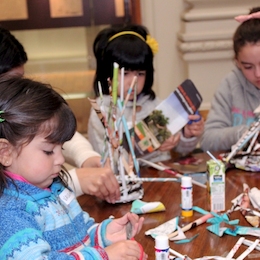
top-left (188, 111), bottom-right (201, 125)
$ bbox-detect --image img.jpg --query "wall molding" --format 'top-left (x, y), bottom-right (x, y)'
top-left (177, 0), bottom-right (258, 106)
top-left (178, 40), bottom-right (232, 53)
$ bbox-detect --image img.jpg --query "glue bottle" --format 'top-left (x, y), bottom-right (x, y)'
top-left (181, 176), bottom-right (193, 217)
top-left (155, 235), bottom-right (169, 260)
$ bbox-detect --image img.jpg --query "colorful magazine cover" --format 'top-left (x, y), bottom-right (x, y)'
top-left (125, 79), bottom-right (203, 157)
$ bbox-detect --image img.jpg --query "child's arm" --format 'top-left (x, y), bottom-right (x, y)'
top-left (103, 212), bottom-right (147, 260)
top-left (70, 165), bottom-right (120, 203)
top-left (62, 131), bottom-right (101, 168)
top-left (0, 209), bottom-right (107, 260)
top-left (172, 113), bottom-right (205, 155)
top-left (105, 212), bottom-right (144, 242)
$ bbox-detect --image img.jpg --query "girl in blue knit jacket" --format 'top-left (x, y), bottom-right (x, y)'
top-left (0, 76), bottom-right (146, 259)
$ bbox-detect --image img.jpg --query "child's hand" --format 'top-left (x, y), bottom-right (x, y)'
top-left (184, 113), bottom-right (204, 138)
top-left (106, 212), bottom-right (144, 242)
top-left (159, 132), bottom-right (181, 151)
top-left (105, 240), bottom-right (147, 260)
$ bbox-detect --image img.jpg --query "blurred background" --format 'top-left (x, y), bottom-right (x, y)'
top-left (1, 0), bottom-right (259, 133)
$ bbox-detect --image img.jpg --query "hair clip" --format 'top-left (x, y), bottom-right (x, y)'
top-left (235, 11), bottom-right (260, 23)
top-left (146, 35), bottom-right (159, 55)
top-left (0, 110), bottom-right (5, 123)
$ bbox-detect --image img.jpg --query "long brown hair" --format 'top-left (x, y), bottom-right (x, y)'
top-left (233, 7), bottom-right (260, 59)
top-left (0, 76), bottom-right (77, 195)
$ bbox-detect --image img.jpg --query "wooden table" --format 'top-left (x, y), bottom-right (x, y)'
top-left (77, 153), bottom-right (260, 259)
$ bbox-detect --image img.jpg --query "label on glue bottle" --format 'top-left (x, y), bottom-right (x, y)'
top-left (155, 235), bottom-right (169, 260)
top-left (181, 176), bottom-right (193, 217)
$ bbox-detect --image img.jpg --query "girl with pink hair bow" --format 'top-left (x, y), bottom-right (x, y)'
top-left (201, 7), bottom-right (260, 153)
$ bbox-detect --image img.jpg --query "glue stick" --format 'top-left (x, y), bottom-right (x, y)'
top-left (155, 235), bottom-right (169, 260)
top-left (181, 176), bottom-right (193, 217)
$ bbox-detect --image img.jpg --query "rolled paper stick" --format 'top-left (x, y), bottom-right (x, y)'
top-left (169, 248), bottom-right (191, 260)
top-left (112, 62), bottom-right (119, 105)
top-left (117, 100), bottom-right (140, 176)
top-left (120, 67), bottom-right (124, 102)
top-left (138, 158), bottom-right (181, 176)
top-left (98, 81), bottom-right (103, 100)
top-left (129, 82), bottom-right (137, 173)
top-left (169, 248), bottom-right (185, 259)
top-left (88, 97), bottom-right (115, 172)
top-left (130, 177), bottom-right (179, 182)
top-left (168, 212), bottom-right (214, 239)
top-left (206, 150), bottom-right (220, 165)
top-left (164, 168), bottom-right (206, 189)
top-left (119, 67), bottom-right (124, 145)
top-left (120, 76), bottom-right (137, 117)
top-left (236, 239), bottom-right (260, 260)
top-left (117, 75), bottom-right (137, 132)
top-left (243, 239), bottom-right (260, 251)
top-left (118, 152), bottom-right (128, 200)
top-left (138, 158), bottom-right (206, 188)
top-left (226, 237), bottom-right (245, 259)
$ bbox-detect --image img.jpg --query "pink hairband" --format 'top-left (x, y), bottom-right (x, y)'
top-left (235, 11), bottom-right (260, 23)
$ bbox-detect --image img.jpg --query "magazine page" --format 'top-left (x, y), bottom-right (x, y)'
top-left (174, 79), bottom-right (203, 115)
top-left (125, 79), bottom-right (202, 157)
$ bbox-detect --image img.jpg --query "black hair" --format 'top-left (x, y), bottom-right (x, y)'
top-left (0, 76), bottom-right (77, 195)
top-left (233, 7), bottom-right (260, 58)
top-left (0, 26), bottom-right (28, 74)
top-left (93, 24), bottom-right (155, 100)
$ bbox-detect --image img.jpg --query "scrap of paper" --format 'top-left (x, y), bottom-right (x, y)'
top-left (249, 187), bottom-right (260, 209)
top-left (206, 212), bottom-right (239, 237)
top-left (170, 226), bottom-right (187, 241)
top-left (229, 183), bottom-right (260, 227)
top-left (236, 239), bottom-right (260, 260)
top-left (145, 216), bottom-right (178, 238)
top-left (206, 211), bottom-right (260, 238)
top-left (194, 257), bottom-right (234, 260)
top-left (131, 199), bottom-right (165, 214)
top-left (226, 237), bottom-right (245, 259)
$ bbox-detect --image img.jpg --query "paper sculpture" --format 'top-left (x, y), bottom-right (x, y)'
top-left (221, 105), bottom-right (260, 171)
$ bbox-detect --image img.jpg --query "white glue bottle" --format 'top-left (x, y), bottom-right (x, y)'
top-left (155, 234), bottom-right (169, 259)
top-left (181, 176), bottom-right (193, 217)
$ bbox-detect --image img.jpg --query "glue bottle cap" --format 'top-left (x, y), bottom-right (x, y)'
top-left (155, 235), bottom-right (169, 249)
top-left (181, 176), bottom-right (192, 187)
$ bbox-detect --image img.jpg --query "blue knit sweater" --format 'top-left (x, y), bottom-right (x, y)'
top-left (0, 178), bottom-right (112, 259)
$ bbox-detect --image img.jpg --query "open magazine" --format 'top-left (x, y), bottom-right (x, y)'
top-left (125, 79), bottom-right (203, 157)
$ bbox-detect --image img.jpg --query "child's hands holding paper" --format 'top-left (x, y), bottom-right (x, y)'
top-left (106, 212), bottom-right (144, 242)
top-left (159, 132), bottom-right (181, 151)
top-left (105, 212), bottom-right (147, 260)
top-left (184, 112), bottom-right (204, 138)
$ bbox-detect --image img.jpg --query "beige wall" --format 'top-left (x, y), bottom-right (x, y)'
top-left (140, 0), bottom-right (186, 100)
top-left (12, 27), bottom-right (87, 61)
top-left (140, 0), bottom-right (260, 109)
top-left (12, 1), bottom-right (260, 112)
top-left (12, 2), bottom-right (186, 101)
